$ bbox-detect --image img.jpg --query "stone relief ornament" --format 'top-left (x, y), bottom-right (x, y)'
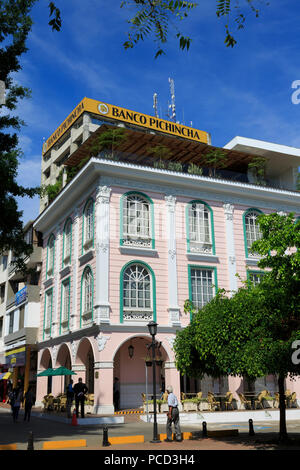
top-left (97, 333), bottom-right (111, 352)
top-left (71, 340), bottom-right (78, 363)
top-left (167, 336), bottom-right (175, 351)
top-left (52, 345), bottom-right (58, 365)
top-left (165, 195), bottom-right (176, 212)
top-left (96, 186), bottom-right (111, 204)
top-left (223, 203), bottom-right (234, 220)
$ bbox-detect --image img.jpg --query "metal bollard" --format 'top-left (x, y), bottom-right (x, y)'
top-left (27, 431), bottom-right (34, 450)
top-left (202, 421), bottom-right (208, 438)
top-left (248, 419), bottom-right (255, 436)
top-left (102, 425), bottom-right (110, 447)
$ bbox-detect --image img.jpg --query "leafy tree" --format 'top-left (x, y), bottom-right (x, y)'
top-left (203, 148), bottom-right (228, 177)
top-left (174, 213), bottom-right (300, 442)
top-left (147, 144), bottom-right (173, 160)
top-left (47, 1), bottom-right (270, 58)
top-left (247, 156), bottom-right (267, 186)
top-left (120, 0), bottom-right (270, 56)
top-left (0, 0), bottom-right (63, 271)
top-left (89, 127), bottom-right (128, 159)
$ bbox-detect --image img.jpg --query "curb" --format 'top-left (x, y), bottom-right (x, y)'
top-left (42, 439), bottom-right (87, 450)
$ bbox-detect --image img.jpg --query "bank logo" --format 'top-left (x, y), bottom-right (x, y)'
top-left (98, 103), bottom-right (109, 115)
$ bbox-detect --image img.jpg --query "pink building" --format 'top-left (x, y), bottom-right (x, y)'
top-left (34, 129), bottom-right (300, 413)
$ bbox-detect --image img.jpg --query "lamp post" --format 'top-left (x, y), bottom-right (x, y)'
top-left (147, 321), bottom-right (161, 443)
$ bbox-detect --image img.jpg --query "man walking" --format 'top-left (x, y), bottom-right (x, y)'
top-left (165, 385), bottom-right (182, 442)
top-left (24, 386), bottom-right (35, 422)
top-left (73, 377), bottom-right (88, 419)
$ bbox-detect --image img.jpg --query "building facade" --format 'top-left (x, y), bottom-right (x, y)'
top-left (34, 138), bottom-right (300, 413)
top-left (0, 222), bottom-right (42, 399)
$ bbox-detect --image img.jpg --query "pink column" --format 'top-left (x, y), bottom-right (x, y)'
top-left (94, 365), bottom-right (114, 415)
top-left (165, 363), bottom-right (181, 405)
top-left (228, 375), bottom-right (243, 402)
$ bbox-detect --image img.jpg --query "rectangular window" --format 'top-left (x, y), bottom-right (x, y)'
top-left (190, 267), bottom-right (215, 309)
top-left (8, 311), bottom-right (14, 334)
top-left (0, 284), bottom-right (5, 304)
top-left (248, 271), bottom-right (264, 286)
top-left (61, 279), bottom-right (70, 325)
top-left (188, 203), bottom-right (213, 254)
top-left (44, 289), bottom-right (53, 331)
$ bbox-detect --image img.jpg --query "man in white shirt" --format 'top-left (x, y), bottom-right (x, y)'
top-left (165, 385), bottom-right (182, 442)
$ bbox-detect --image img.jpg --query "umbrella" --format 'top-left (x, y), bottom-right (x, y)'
top-left (50, 367), bottom-right (76, 376)
top-left (0, 371), bottom-right (11, 380)
top-left (36, 368), bottom-right (55, 377)
top-left (38, 367), bottom-right (77, 395)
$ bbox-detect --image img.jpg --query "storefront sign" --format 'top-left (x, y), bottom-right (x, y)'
top-left (42, 97), bottom-right (209, 155)
top-left (5, 346), bottom-right (26, 368)
top-left (15, 286), bottom-right (27, 306)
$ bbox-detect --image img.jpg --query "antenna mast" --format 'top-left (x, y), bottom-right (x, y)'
top-left (168, 77), bottom-right (177, 123)
top-left (153, 93), bottom-right (159, 118)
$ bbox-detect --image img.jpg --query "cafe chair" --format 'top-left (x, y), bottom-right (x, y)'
top-left (207, 392), bottom-right (220, 412)
top-left (254, 390), bottom-right (267, 409)
top-left (224, 392), bottom-right (234, 410)
top-left (238, 393), bottom-right (252, 410)
top-left (288, 392), bottom-right (298, 408)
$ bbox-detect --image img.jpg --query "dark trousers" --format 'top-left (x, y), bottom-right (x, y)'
top-left (166, 407), bottom-right (181, 440)
top-left (24, 404), bottom-right (32, 422)
top-left (113, 391), bottom-right (120, 411)
top-left (12, 406), bottom-right (20, 422)
top-left (75, 396), bottom-right (85, 418)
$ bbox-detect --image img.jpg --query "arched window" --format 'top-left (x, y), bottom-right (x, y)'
top-left (121, 192), bottom-right (154, 249)
top-left (63, 218), bottom-right (72, 267)
top-left (243, 209), bottom-right (263, 257)
top-left (82, 199), bottom-right (94, 253)
top-left (187, 201), bottom-right (215, 254)
top-left (46, 234), bottom-right (55, 278)
top-left (120, 262), bottom-right (156, 322)
top-left (80, 266), bottom-right (94, 326)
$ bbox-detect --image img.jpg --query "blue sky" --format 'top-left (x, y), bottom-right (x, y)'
top-left (14, 0), bottom-right (300, 223)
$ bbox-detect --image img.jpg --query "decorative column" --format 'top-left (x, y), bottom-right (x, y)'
top-left (52, 224), bottom-right (61, 336)
top-left (223, 203), bottom-right (238, 294)
top-left (71, 208), bottom-right (80, 331)
top-left (95, 185), bottom-right (112, 324)
top-left (165, 196), bottom-right (180, 326)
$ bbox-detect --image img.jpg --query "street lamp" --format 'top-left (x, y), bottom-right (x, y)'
top-left (147, 321), bottom-right (161, 443)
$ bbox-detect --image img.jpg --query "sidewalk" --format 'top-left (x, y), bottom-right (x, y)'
top-left (1, 404), bottom-right (300, 450)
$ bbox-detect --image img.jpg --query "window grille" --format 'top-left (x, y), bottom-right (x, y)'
top-left (123, 194), bottom-right (151, 247)
top-left (188, 203), bottom-right (212, 253)
top-left (123, 264), bottom-right (153, 321)
top-left (190, 268), bottom-right (214, 308)
top-left (245, 210), bottom-right (262, 257)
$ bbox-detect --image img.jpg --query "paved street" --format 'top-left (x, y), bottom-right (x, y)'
top-left (1, 405), bottom-right (300, 452)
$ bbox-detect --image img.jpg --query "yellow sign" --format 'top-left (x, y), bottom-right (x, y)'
top-left (42, 97), bottom-right (209, 155)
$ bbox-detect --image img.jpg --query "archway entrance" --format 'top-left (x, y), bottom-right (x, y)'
top-left (114, 336), bottom-right (167, 410)
top-left (76, 338), bottom-right (94, 393)
top-left (39, 349), bottom-right (52, 395)
top-left (56, 344), bottom-right (72, 393)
